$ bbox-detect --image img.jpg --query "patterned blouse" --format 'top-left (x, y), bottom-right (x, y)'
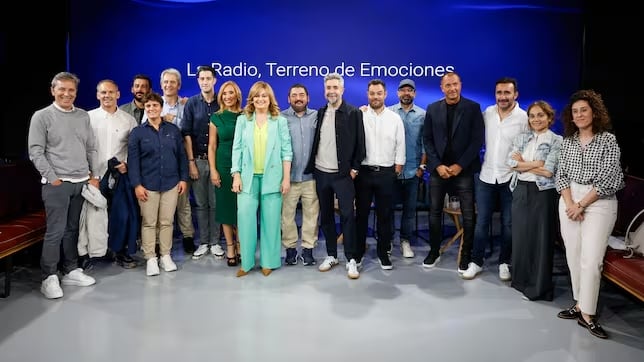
top-left (555, 131), bottom-right (624, 197)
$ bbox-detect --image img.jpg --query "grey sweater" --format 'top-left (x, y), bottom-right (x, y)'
top-left (28, 104), bottom-right (98, 183)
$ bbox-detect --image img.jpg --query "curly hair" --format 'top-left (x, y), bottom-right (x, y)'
top-left (561, 89), bottom-right (612, 137)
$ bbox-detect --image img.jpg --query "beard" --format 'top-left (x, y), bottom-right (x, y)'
top-left (291, 101), bottom-right (307, 113)
top-left (399, 96), bottom-right (413, 106)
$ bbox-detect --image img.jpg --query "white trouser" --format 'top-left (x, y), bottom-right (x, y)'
top-left (558, 182), bottom-right (617, 315)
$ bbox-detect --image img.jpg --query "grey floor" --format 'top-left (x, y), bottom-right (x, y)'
top-left (1, 214), bottom-right (643, 362)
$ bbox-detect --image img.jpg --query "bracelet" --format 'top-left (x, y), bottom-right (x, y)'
top-left (188, 159), bottom-right (195, 162)
top-left (576, 202), bottom-right (585, 209)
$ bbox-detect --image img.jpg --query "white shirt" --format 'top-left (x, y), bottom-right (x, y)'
top-left (361, 106), bottom-right (406, 167)
top-left (88, 107), bottom-right (137, 178)
top-left (479, 103), bottom-right (528, 184)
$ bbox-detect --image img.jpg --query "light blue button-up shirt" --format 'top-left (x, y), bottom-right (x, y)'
top-left (388, 102), bottom-right (425, 179)
top-left (281, 107), bottom-right (317, 182)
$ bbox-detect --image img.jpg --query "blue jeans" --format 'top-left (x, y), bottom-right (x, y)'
top-left (472, 178), bottom-right (513, 266)
top-left (392, 176), bottom-right (419, 243)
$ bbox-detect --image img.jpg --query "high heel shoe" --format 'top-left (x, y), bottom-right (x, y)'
top-left (226, 243), bottom-right (238, 267)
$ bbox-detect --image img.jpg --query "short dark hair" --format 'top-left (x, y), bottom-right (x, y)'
top-left (288, 83), bottom-right (308, 96)
top-left (142, 92), bottom-right (163, 106)
top-left (197, 65), bottom-right (216, 78)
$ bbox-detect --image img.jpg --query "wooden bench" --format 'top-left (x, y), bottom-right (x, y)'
top-left (0, 160), bottom-right (46, 298)
top-left (602, 174), bottom-right (644, 302)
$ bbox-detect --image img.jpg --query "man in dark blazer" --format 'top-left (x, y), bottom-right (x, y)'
top-left (422, 71), bottom-right (484, 272)
top-left (305, 72), bottom-right (366, 279)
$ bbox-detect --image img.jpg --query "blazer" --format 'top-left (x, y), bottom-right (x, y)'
top-left (305, 100), bottom-right (366, 175)
top-left (230, 113), bottom-right (293, 195)
top-left (423, 96), bottom-right (484, 174)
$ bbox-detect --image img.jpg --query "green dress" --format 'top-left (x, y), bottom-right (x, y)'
top-left (211, 110), bottom-right (240, 225)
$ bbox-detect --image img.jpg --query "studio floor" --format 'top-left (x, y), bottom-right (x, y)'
top-left (1, 227), bottom-right (643, 362)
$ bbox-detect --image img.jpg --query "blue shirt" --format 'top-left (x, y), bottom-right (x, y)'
top-left (281, 107), bottom-right (317, 182)
top-left (182, 93), bottom-right (220, 156)
top-left (388, 102), bottom-right (425, 179)
top-left (128, 121), bottom-right (188, 192)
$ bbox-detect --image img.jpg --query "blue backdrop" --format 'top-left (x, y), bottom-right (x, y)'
top-left (69, 0), bottom-right (583, 131)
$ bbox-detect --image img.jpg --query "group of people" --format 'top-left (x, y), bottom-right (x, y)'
top-left (27, 70), bottom-right (624, 339)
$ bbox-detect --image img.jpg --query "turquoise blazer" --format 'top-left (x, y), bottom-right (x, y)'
top-left (231, 113), bottom-right (293, 195)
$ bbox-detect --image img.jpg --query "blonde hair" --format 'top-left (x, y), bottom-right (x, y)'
top-left (216, 81), bottom-right (242, 114)
top-left (244, 81), bottom-right (280, 118)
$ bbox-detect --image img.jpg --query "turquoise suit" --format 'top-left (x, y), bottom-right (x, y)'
top-left (231, 112), bottom-right (293, 272)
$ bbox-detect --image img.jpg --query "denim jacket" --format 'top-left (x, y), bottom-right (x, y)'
top-left (507, 129), bottom-right (562, 191)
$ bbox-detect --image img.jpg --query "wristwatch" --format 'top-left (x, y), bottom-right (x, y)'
top-left (419, 164), bottom-right (427, 171)
top-left (351, 169), bottom-right (359, 175)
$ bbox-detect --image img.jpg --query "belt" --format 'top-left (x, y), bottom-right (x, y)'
top-left (195, 153), bottom-right (208, 160)
top-left (361, 165), bottom-right (394, 172)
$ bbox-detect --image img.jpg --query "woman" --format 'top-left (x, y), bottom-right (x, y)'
top-left (231, 81), bottom-right (292, 277)
top-left (507, 100), bottom-right (562, 301)
top-left (208, 81), bottom-right (243, 267)
top-left (555, 90), bottom-right (624, 339)
top-left (128, 92), bottom-right (189, 276)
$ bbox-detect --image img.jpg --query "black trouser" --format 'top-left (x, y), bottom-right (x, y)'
top-left (355, 166), bottom-right (396, 261)
top-left (314, 169), bottom-right (357, 260)
top-left (428, 171), bottom-right (475, 263)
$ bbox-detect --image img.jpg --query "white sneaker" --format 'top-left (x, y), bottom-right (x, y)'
top-left (461, 262), bottom-right (483, 280)
top-left (400, 240), bottom-right (415, 258)
top-left (146, 257), bottom-right (160, 276)
top-left (318, 256), bottom-right (339, 272)
top-left (346, 259), bottom-right (360, 279)
top-left (41, 274), bottom-right (63, 299)
top-left (62, 268), bottom-right (96, 287)
top-left (210, 244), bottom-right (225, 258)
top-left (499, 263), bottom-right (511, 281)
top-left (192, 244), bottom-right (210, 260)
top-left (159, 255), bottom-right (178, 272)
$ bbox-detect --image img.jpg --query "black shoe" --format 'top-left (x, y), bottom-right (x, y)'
top-left (285, 248), bottom-right (297, 265)
top-left (379, 254), bottom-right (393, 270)
top-left (458, 259), bottom-right (469, 274)
top-left (422, 253), bottom-right (441, 268)
top-left (557, 304), bottom-right (580, 320)
top-left (577, 316), bottom-right (608, 339)
top-left (301, 248), bottom-right (316, 266)
top-left (115, 253), bottom-right (137, 269)
top-left (78, 254), bottom-right (94, 271)
top-left (183, 237), bottom-right (195, 254)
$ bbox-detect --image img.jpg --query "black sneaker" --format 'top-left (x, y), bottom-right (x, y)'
top-left (458, 259), bottom-right (469, 274)
top-left (116, 253), bottom-right (138, 269)
top-left (301, 248), bottom-right (316, 266)
top-left (379, 255), bottom-right (393, 270)
top-left (422, 253), bottom-right (441, 268)
top-left (78, 255), bottom-right (95, 271)
top-left (183, 237), bottom-right (195, 254)
top-left (285, 248), bottom-right (298, 265)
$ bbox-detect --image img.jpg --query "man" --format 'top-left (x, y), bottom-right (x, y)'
top-left (463, 77), bottom-right (528, 280)
top-left (28, 71), bottom-right (99, 299)
top-left (181, 65), bottom-right (224, 259)
top-left (160, 68), bottom-right (200, 255)
top-left (281, 84), bottom-right (320, 266)
top-left (88, 79), bottom-right (138, 269)
top-left (388, 79), bottom-right (427, 259)
top-left (355, 79), bottom-right (405, 270)
top-left (305, 72), bottom-right (365, 279)
top-left (120, 74), bottom-right (152, 125)
top-left (423, 71), bottom-right (484, 272)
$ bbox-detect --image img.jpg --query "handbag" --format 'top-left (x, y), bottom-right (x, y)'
top-left (624, 208), bottom-right (644, 258)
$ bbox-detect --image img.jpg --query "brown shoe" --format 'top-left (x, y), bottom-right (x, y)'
top-left (261, 268), bottom-right (272, 276)
top-left (236, 269), bottom-right (249, 277)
